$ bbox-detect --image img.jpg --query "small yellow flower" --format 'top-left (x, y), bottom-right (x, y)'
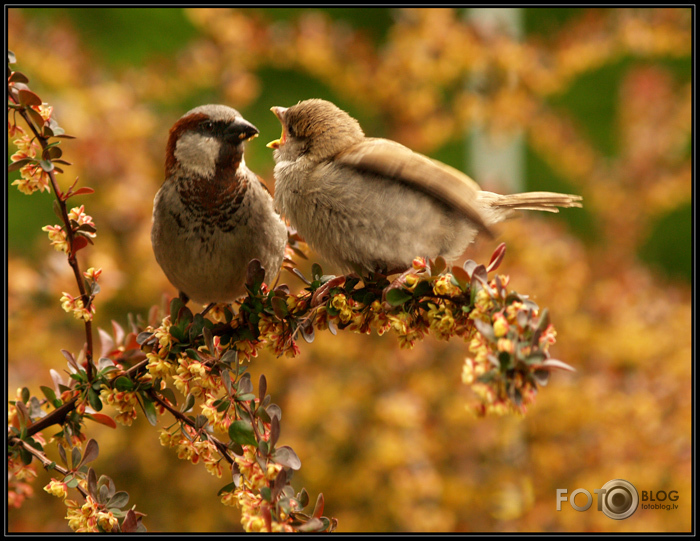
top-left (97, 510), bottom-right (118, 532)
top-left (432, 275), bottom-right (461, 297)
top-left (59, 292), bottom-right (94, 321)
top-left (42, 225), bottom-right (69, 253)
top-left (13, 163), bottom-right (51, 194)
top-left (497, 337), bottom-right (515, 354)
top-left (32, 103), bottom-right (53, 121)
top-left (83, 267), bottom-right (102, 282)
top-left (44, 479), bottom-right (68, 499)
top-left (493, 312), bottom-right (509, 337)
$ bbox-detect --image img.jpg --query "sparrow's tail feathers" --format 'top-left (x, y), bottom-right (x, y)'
top-left (478, 191), bottom-right (583, 224)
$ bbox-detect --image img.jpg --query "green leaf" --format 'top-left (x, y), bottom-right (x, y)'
top-left (183, 393), bottom-right (195, 412)
top-left (87, 387), bottom-right (103, 411)
top-left (71, 446), bottom-right (82, 470)
top-left (185, 348), bottom-right (201, 361)
top-left (40, 385), bottom-right (57, 405)
top-left (228, 420), bottom-right (257, 447)
top-left (107, 491), bottom-right (130, 510)
top-left (217, 482), bottom-right (238, 496)
top-left (169, 297), bottom-right (186, 323)
top-left (141, 396), bottom-right (158, 426)
top-left (113, 376), bottom-right (134, 392)
top-left (385, 288), bottom-right (412, 307)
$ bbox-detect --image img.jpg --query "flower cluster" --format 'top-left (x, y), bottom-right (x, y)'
top-left (60, 291), bottom-right (95, 322)
top-left (64, 495), bottom-right (119, 532)
top-left (99, 388), bottom-right (139, 426)
top-left (221, 446), bottom-right (293, 533)
top-left (159, 429), bottom-right (224, 478)
top-left (135, 295), bottom-right (335, 532)
top-left (8, 104), bottom-right (53, 195)
top-left (462, 275), bottom-right (571, 416)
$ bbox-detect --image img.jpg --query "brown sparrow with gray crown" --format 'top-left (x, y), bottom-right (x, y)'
top-left (152, 104), bottom-right (287, 306)
top-left (268, 98), bottom-right (582, 274)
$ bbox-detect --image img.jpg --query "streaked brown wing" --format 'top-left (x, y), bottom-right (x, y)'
top-left (335, 138), bottom-right (493, 236)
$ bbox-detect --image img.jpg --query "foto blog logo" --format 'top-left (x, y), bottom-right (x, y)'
top-left (556, 479), bottom-right (639, 520)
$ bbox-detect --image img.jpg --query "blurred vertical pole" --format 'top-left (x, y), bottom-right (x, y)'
top-left (467, 10), bottom-right (531, 523)
top-left (467, 8), bottom-right (524, 193)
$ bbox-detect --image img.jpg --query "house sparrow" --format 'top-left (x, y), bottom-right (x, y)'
top-left (152, 104), bottom-right (287, 305)
top-left (268, 98), bottom-right (582, 274)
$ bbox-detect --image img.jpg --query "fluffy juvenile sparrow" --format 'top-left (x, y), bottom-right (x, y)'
top-left (268, 98), bottom-right (582, 274)
top-left (152, 104), bottom-right (287, 305)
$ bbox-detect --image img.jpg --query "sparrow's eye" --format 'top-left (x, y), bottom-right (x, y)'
top-left (201, 121), bottom-right (215, 132)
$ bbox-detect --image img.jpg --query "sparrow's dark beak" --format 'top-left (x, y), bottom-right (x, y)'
top-left (226, 118), bottom-right (259, 143)
top-left (267, 107), bottom-right (288, 149)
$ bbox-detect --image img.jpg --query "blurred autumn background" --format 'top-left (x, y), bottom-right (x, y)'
top-left (7, 7), bottom-right (692, 533)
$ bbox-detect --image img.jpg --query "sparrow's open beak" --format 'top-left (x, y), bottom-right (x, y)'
top-left (226, 118), bottom-right (259, 143)
top-left (266, 106), bottom-right (288, 149)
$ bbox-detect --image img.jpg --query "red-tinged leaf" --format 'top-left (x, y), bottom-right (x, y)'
top-left (9, 71), bottom-right (28, 83)
top-left (487, 242), bottom-right (507, 273)
top-left (269, 415), bottom-right (280, 450)
top-left (98, 328), bottom-right (115, 359)
top-left (463, 259), bottom-right (478, 277)
top-left (271, 295), bottom-right (288, 319)
top-left (258, 374), bottom-right (267, 402)
top-left (300, 321), bottom-right (315, 344)
top-left (71, 446), bottom-right (81, 470)
top-left (245, 258), bottom-right (265, 291)
top-left (431, 256), bottom-right (447, 276)
top-left (87, 467), bottom-right (98, 499)
top-left (71, 187), bottom-right (95, 197)
top-left (26, 106), bottom-right (45, 130)
top-left (271, 468), bottom-right (287, 501)
top-left (291, 267), bottom-right (311, 285)
top-left (312, 493), bottom-right (325, 519)
top-left (42, 146), bottom-right (63, 160)
top-left (261, 504), bottom-right (273, 533)
top-left (61, 349), bottom-right (80, 371)
top-left (272, 446), bottom-right (301, 470)
top-left (121, 509), bottom-right (138, 533)
top-left (19, 89), bottom-right (42, 106)
top-left (327, 317), bottom-right (337, 336)
top-left (450, 266), bottom-right (471, 291)
top-left (7, 158), bottom-right (34, 172)
top-left (86, 413), bottom-right (117, 429)
top-left (79, 439), bottom-right (99, 467)
top-left (297, 518), bottom-right (325, 532)
top-left (72, 235), bottom-right (89, 254)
